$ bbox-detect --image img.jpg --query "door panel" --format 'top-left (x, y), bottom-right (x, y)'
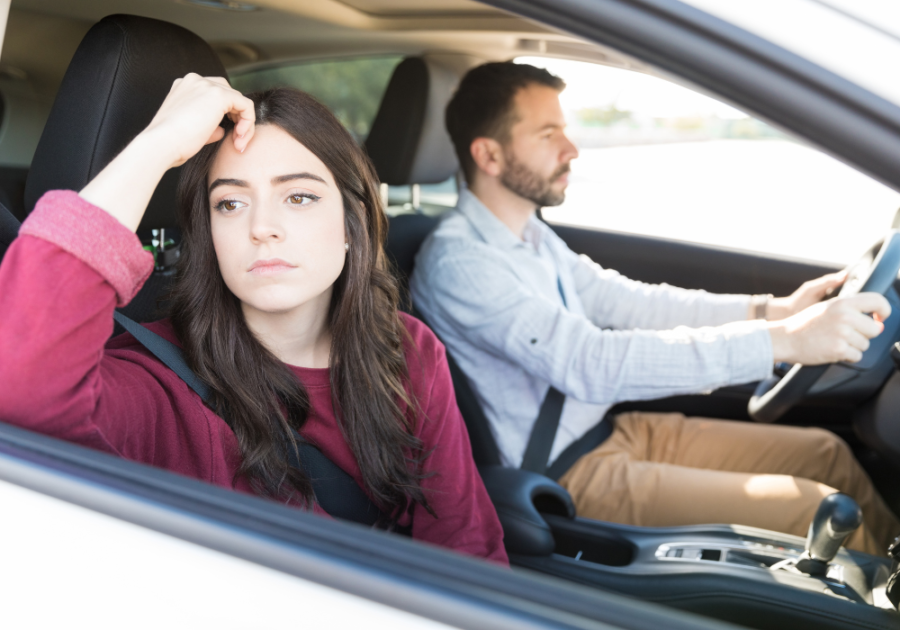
top-left (548, 221), bottom-right (840, 297)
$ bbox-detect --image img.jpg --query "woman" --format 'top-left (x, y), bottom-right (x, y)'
top-left (0, 75), bottom-right (507, 563)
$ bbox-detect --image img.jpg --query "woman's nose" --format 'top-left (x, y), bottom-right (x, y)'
top-left (249, 205), bottom-right (285, 243)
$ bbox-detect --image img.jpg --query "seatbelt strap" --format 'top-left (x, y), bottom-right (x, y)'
top-left (520, 386), bottom-right (566, 474)
top-left (545, 414), bottom-right (614, 480)
top-left (112, 311), bottom-right (390, 528)
top-left (114, 312), bottom-right (211, 400)
top-left (519, 274), bottom-right (569, 475)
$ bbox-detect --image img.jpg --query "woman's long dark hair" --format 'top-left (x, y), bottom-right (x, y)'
top-left (168, 87), bottom-right (431, 522)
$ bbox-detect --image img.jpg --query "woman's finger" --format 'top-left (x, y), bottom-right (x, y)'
top-left (233, 116), bottom-right (253, 139)
top-left (205, 125), bottom-right (226, 146)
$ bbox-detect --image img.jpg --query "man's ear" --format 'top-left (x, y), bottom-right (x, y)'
top-left (470, 137), bottom-right (505, 178)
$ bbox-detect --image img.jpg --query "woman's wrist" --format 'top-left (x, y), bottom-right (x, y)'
top-left (79, 129), bottom-right (177, 232)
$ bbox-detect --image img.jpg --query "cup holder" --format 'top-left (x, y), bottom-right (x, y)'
top-left (552, 526), bottom-right (637, 567)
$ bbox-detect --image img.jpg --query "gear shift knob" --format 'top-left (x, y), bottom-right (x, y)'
top-left (797, 493), bottom-right (863, 575)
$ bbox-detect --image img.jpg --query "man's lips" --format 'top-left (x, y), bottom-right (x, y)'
top-left (248, 258), bottom-right (297, 276)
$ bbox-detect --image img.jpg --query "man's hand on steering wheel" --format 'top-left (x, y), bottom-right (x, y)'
top-left (767, 292), bottom-right (891, 366)
top-left (766, 270), bottom-right (849, 320)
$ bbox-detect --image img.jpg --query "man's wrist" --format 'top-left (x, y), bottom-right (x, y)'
top-left (750, 293), bottom-right (774, 320)
top-left (766, 320), bottom-right (794, 363)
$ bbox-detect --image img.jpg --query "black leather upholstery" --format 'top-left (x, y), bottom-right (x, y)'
top-left (23, 14), bottom-right (226, 230)
top-left (21, 15), bottom-right (227, 327)
top-left (446, 351), bottom-right (502, 467)
top-left (478, 465), bottom-right (575, 556)
top-left (364, 57), bottom-right (459, 186)
top-left (0, 200), bottom-right (20, 262)
top-left (365, 58), bottom-right (429, 186)
top-left (386, 213), bottom-right (439, 309)
top-left (386, 213), bottom-right (438, 281)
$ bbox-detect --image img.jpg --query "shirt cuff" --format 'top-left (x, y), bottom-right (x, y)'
top-left (720, 319), bottom-right (775, 383)
top-left (19, 190), bottom-right (154, 306)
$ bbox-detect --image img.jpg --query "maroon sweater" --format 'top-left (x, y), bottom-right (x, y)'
top-left (0, 191), bottom-right (507, 564)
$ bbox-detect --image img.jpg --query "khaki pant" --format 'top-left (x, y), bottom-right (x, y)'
top-left (558, 412), bottom-right (900, 556)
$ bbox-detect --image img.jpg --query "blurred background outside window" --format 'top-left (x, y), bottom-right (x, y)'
top-left (517, 56), bottom-right (900, 265)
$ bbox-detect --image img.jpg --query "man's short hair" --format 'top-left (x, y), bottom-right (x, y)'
top-left (446, 62), bottom-right (566, 183)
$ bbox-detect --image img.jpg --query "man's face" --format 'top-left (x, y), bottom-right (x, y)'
top-left (499, 84), bottom-right (579, 207)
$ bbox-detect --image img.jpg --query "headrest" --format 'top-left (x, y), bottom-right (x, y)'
top-left (24, 15), bottom-right (226, 231)
top-left (364, 57), bottom-right (459, 186)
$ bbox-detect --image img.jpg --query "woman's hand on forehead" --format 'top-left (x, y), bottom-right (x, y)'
top-left (79, 74), bottom-right (256, 232)
top-left (144, 73), bottom-right (257, 168)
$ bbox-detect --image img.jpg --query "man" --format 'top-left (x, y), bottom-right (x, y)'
top-left (410, 62), bottom-right (900, 555)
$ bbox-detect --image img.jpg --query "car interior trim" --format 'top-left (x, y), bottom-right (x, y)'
top-left (0, 421), bottom-right (737, 630)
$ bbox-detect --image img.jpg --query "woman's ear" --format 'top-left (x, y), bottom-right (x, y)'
top-left (469, 137), bottom-right (504, 178)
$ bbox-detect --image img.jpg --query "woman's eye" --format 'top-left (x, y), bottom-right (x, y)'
top-left (214, 199), bottom-right (244, 213)
top-left (288, 193), bottom-right (320, 206)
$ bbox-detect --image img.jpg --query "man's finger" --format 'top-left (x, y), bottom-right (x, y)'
top-left (824, 270), bottom-right (848, 287)
top-left (844, 292), bottom-right (892, 320)
top-left (842, 346), bottom-right (864, 364)
top-left (844, 328), bottom-right (871, 353)
top-left (846, 310), bottom-right (885, 339)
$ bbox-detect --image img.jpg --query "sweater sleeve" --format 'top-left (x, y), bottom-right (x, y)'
top-left (0, 191), bottom-right (212, 467)
top-left (404, 316), bottom-right (508, 565)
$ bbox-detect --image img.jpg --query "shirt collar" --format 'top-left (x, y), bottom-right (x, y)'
top-left (457, 187), bottom-right (548, 252)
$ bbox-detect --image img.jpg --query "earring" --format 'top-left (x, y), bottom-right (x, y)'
top-left (344, 242), bottom-right (350, 251)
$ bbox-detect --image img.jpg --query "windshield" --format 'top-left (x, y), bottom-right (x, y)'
top-left (681, 0), bottom-right (900, 109)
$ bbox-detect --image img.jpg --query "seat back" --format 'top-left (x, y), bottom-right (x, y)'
top-left (367, 57), bottom-right (504, 467)
top-left (370, 56), bottom-right (462, 305)
top-left (23, 14), bottom-right (227, 324)
top-left (0, 200), bottom-right (20, 262)
top-left (364, 57), bottom-right (459, 187)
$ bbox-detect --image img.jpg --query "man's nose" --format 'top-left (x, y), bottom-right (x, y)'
top-left (562, 133), bottom-right (579, 161)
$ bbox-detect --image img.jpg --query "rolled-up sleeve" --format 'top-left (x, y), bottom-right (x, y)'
top-left (423, 246), bottom-right (773, 406)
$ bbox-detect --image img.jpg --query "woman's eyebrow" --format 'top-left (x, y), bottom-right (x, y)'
top-left (208, 178), bottom-right (248, 194)
top-left (272, 172), bottom-right (328, 186)
top-left (208, 173), bottom-right (328, 195)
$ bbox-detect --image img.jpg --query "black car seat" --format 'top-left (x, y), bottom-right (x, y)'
top-left (365, 56), bottom-right (506, 467)
top-left (365, 57), bottom-right (458, 305)
top-left (367, 60), bottom-right (577, 552)
top-left (22, 14), bottom-right (227, 328)
top-left (0, 199), bottom-right (19, 261)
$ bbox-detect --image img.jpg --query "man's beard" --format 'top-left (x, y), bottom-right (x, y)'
top-left (499, 150), bottom-right (570, 208)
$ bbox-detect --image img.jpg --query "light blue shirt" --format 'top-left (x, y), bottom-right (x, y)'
top-left (410, 189), bottom-right (774, 467)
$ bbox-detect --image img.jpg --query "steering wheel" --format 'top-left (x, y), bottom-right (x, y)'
top-left (748, 231), bottom-right (900, 423)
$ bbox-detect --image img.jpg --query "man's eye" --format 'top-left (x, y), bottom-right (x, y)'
top-left (288, 193), bottom-right (321, 205)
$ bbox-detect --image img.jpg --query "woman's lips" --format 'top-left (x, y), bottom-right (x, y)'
top-left (248, 258), bottom-right (297, 276)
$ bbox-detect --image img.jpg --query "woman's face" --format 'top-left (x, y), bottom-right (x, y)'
top-left (208, 124), bottom-right (347, 320)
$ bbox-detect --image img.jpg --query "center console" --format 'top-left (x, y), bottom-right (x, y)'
top-left (479, 465), bottom-right (899, 630)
